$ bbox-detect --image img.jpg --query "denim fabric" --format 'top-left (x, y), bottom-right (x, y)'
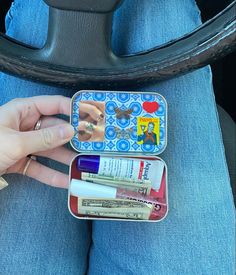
top-left (0, 0), bottom-right (235, 274)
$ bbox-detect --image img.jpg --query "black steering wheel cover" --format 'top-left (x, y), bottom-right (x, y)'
top-left (0, 1), bottom-right (235, 89)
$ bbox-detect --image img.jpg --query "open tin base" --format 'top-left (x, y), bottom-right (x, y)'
top-left (68, 154), bottom-right (168, 222)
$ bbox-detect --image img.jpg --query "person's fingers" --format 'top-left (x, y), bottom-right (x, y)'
top-left (36, 146), bottom-right (77, 165)
top-left (23, 158), bottom-right (69, 188)
top-left (0, 96), bottom-right (71, 130)
top-left (30, 95), bottom-right (71, 116)
top-left (79, 102), bottom-right (104, 122)
top-left (78, 121), bottom-right (104, 141)
top-left (82, 115), bottom-right (97, 124)
top-left (78, 121), bottom-right (95, 133)
top-left (17, 123), bottom-right (75, 157)
top-left (40, 116), bottom-right (69, 129)
top-left (81, 100), bottom-right (105, 113)
top-left (77, 121), bottom-right (93, 141)
top-left (77, 115), bottom-right (101, 141)
top-left (89, 126), bottom-right (105, 141)
top-left (78, 131), bottom-right (92, 141)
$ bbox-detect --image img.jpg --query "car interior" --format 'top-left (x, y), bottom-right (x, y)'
top-left (0, 0), bottom-right (235, 205)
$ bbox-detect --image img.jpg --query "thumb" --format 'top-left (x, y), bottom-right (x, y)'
top-left (19, 124), bottom-right (75, 155)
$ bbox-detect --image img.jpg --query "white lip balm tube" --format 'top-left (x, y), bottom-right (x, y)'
top-left (70, 179), bottom-right (166, 211)
top-left (70, 179), bottom-right (116, 199)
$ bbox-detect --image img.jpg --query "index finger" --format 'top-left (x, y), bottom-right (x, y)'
top-left (81, 100), bottom-right (105, 113)
top-left (30, 95), bottom-right (71, 116)
top-left (0, 96), bottom-right (72, 129)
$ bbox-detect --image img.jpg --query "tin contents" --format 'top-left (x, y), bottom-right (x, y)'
top-left (69, 155), bottom-right (167, 221)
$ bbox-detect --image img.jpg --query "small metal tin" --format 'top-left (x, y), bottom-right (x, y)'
top-left (69, 90), bottom-right (168, 222)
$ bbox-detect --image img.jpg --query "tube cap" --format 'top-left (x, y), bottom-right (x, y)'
top-left (76, 155), bottom-right (100, 173)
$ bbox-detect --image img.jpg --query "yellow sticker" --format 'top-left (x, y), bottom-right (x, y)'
top-left (137, 117), bottom-right (160, 145)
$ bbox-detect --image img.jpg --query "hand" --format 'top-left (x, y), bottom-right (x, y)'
top-left (0, 96), bottom-right (76, 188)
top-left (79, 100), bottom-right (105, 122)
top-left (78, 121), bottom-right (105, 141)
top-left (78, 101), bottom-right (105, 141)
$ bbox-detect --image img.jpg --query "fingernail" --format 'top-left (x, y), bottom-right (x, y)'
top-left (97, 113), bottom-right (104, 122)
top-left (59, 124), bottom-right (75, 140)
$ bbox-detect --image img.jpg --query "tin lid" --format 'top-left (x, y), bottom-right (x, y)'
top-left (70, 90), bottom-right (167, 155)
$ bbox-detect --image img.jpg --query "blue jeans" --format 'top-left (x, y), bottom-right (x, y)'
top-left (0, 0), bottom-right (235, 274)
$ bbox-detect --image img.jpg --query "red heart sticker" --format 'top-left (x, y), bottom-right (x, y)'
top-left (143, 101), bottom-right (159, 113)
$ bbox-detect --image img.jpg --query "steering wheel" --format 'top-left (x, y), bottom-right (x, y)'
top-left (0, 0), bottom-right (235, 89)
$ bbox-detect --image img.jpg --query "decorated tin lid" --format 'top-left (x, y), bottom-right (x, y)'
top-left (70, 90), bottom-right (167, 155)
